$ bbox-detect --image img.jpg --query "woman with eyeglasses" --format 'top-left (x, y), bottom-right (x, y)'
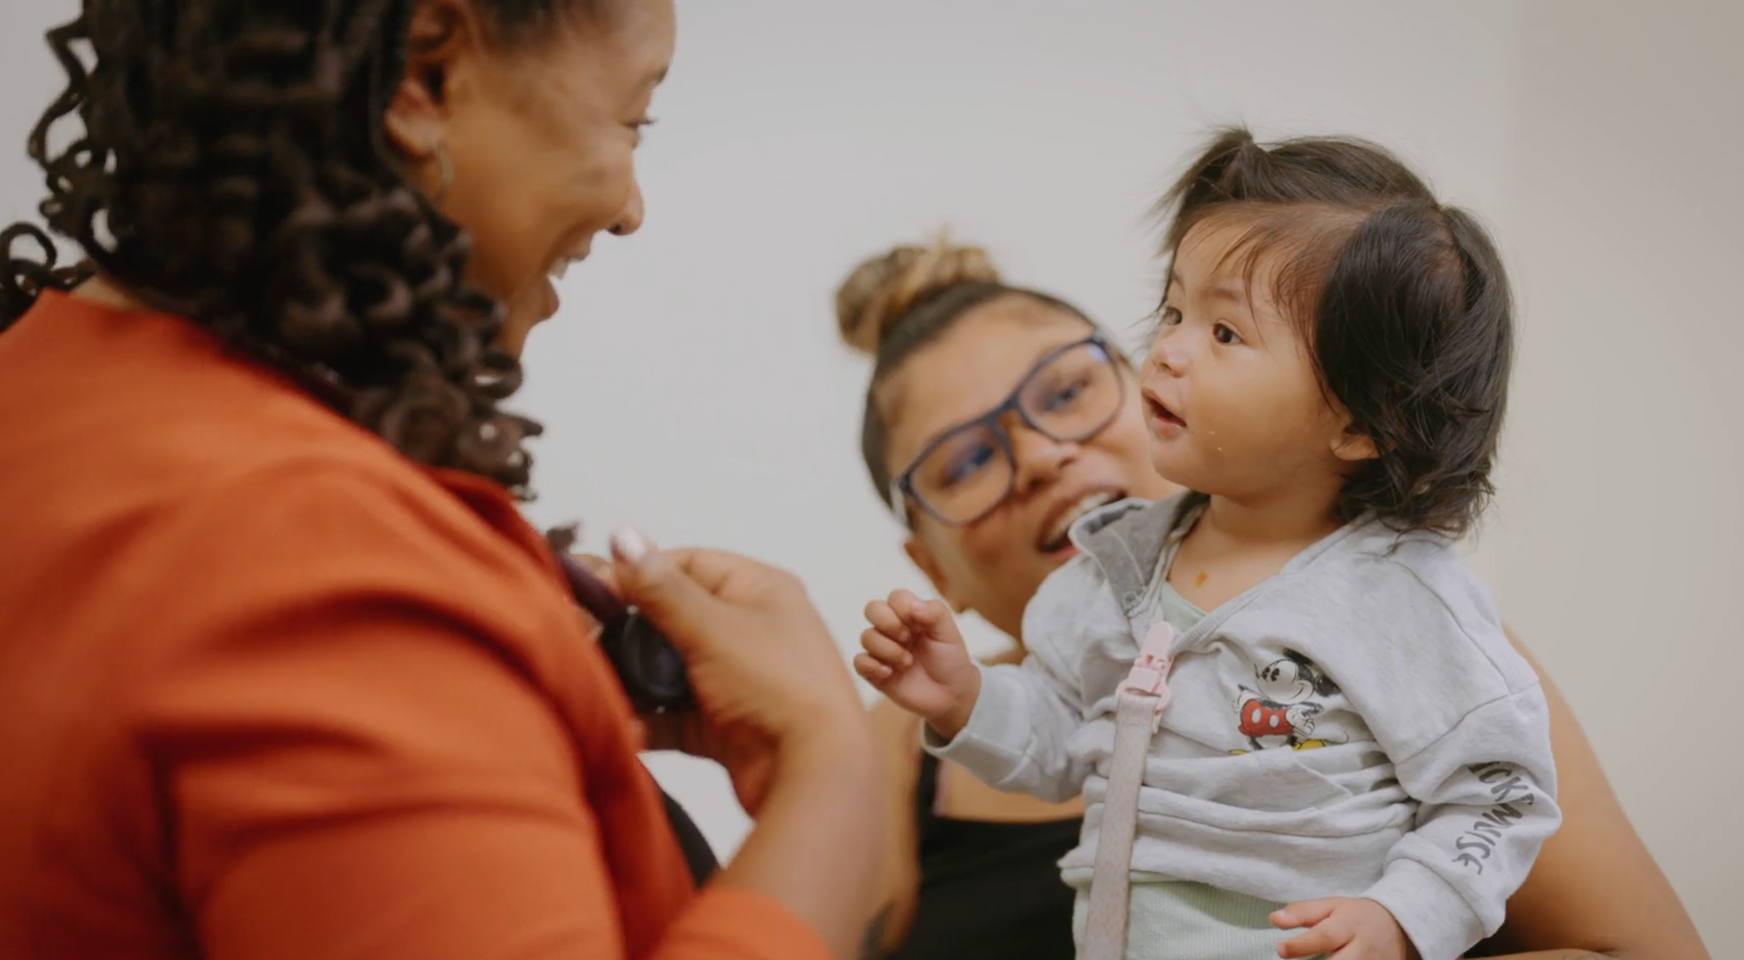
top-left (839, 236), bottom-right (1709, 960)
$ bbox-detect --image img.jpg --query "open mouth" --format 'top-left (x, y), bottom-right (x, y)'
top-left (1145, 395), bottom-right (1186, 430)
top-left (550, 254), bottom-right (586, 280)
top-left (1037, 489), bottom-right (1125, 553)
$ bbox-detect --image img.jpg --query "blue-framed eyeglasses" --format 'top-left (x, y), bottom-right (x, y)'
top-left (889, 333), bottom-right (1126, 527)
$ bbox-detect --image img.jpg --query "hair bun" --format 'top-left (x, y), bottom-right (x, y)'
top-left (835, 231), bottom-right (1001, 356)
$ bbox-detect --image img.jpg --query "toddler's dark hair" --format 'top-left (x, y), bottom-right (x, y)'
top-left (1156, 127), bottom-right (1513, 538)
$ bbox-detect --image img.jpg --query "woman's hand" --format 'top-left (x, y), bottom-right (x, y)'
top-left (608, 529), bottom-right (885, 960)
top-left (607, 530), bottom-right (872, 812)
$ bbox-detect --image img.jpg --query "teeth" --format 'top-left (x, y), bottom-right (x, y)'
top-left (1042, 490), bottom-right (1120, 549)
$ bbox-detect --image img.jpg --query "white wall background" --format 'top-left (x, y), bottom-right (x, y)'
top-left (1489, 0), bottom-right (1743, 946)
top-left (4, 1), bottom-right (1737, 952)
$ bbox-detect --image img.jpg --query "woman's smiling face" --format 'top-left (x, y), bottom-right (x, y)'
top-left (880, 296), bottom-right (1176, 641)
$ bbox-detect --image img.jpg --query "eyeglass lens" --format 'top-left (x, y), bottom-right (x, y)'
top-left (908, 340), bottom-right (1122, 525)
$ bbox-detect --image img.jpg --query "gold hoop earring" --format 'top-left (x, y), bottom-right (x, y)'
top-left (431, 140), bottom-right (453, 207)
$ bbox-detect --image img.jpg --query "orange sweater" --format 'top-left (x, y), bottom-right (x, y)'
top-left (0, 291), bottom-right (829, 960)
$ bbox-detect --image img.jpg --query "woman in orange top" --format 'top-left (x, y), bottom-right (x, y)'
top-left (0, 2), bottom-right (882, 959)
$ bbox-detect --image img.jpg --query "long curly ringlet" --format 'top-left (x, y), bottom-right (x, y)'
top-left (0, 0), bottom-right (608, 497)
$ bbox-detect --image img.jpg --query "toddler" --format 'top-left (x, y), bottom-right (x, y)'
top-left (858, 129), bottom-right (1559, 960)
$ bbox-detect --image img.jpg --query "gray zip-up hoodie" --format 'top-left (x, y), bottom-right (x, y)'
top-left (927, 495), bottom-right (1560, 960)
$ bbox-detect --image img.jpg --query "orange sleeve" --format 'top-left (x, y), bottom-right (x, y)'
top-left (124, 463), bottom-right (832, 960)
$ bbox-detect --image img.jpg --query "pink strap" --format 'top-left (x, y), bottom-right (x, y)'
top-left (1081, 623), bottom-right (1174, 960)
top-left (1118, 622), bottom-right (1175, 718)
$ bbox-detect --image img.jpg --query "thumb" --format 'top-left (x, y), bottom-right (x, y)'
top-left (609, 526), bottom-right (720, 644)
top-left (909, 599), bottom-right (964, 648)
top-left (1270, 898), bottom-right (1340, 930)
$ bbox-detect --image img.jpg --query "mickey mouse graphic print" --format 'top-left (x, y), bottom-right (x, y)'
top-left (927, 493), bottom-right (1563, 960)
top-left (1233, 650), bottom-right (1342, 752)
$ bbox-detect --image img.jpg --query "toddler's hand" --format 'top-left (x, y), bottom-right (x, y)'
top-left (855, 589), bottom-right (981, 740)
top-left (1271, 898), bottom-right (1413, 960)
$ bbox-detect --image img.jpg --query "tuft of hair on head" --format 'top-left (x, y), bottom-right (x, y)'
top-left (835, 230), bottom-right (1100, 510)
top-left (1153, 126), bottom-right (1515, 538)
top-left (834, 229), bottom-right (1002, 357)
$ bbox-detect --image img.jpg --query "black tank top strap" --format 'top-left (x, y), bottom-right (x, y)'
top-left (658, 786), bottom-right (718, 886)
top-left (914, 751), bottom-right (941, 820)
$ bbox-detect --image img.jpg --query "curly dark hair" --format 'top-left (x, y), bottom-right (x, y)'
top-left (1155, 127), bottom-right (1514, 537)
top-left (1, 0), bottom-right (615, 498)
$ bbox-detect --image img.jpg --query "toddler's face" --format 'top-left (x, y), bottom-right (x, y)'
top-left (1139, 215), bottom-right (1359, 501)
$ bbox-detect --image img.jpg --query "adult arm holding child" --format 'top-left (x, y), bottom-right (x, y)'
top-left (614, 539), bottom-right (888, 958)
top-left (1454, 631), bottom-right (1710, 960)
top-left (1276, 624), bottom-right (1714, 960)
